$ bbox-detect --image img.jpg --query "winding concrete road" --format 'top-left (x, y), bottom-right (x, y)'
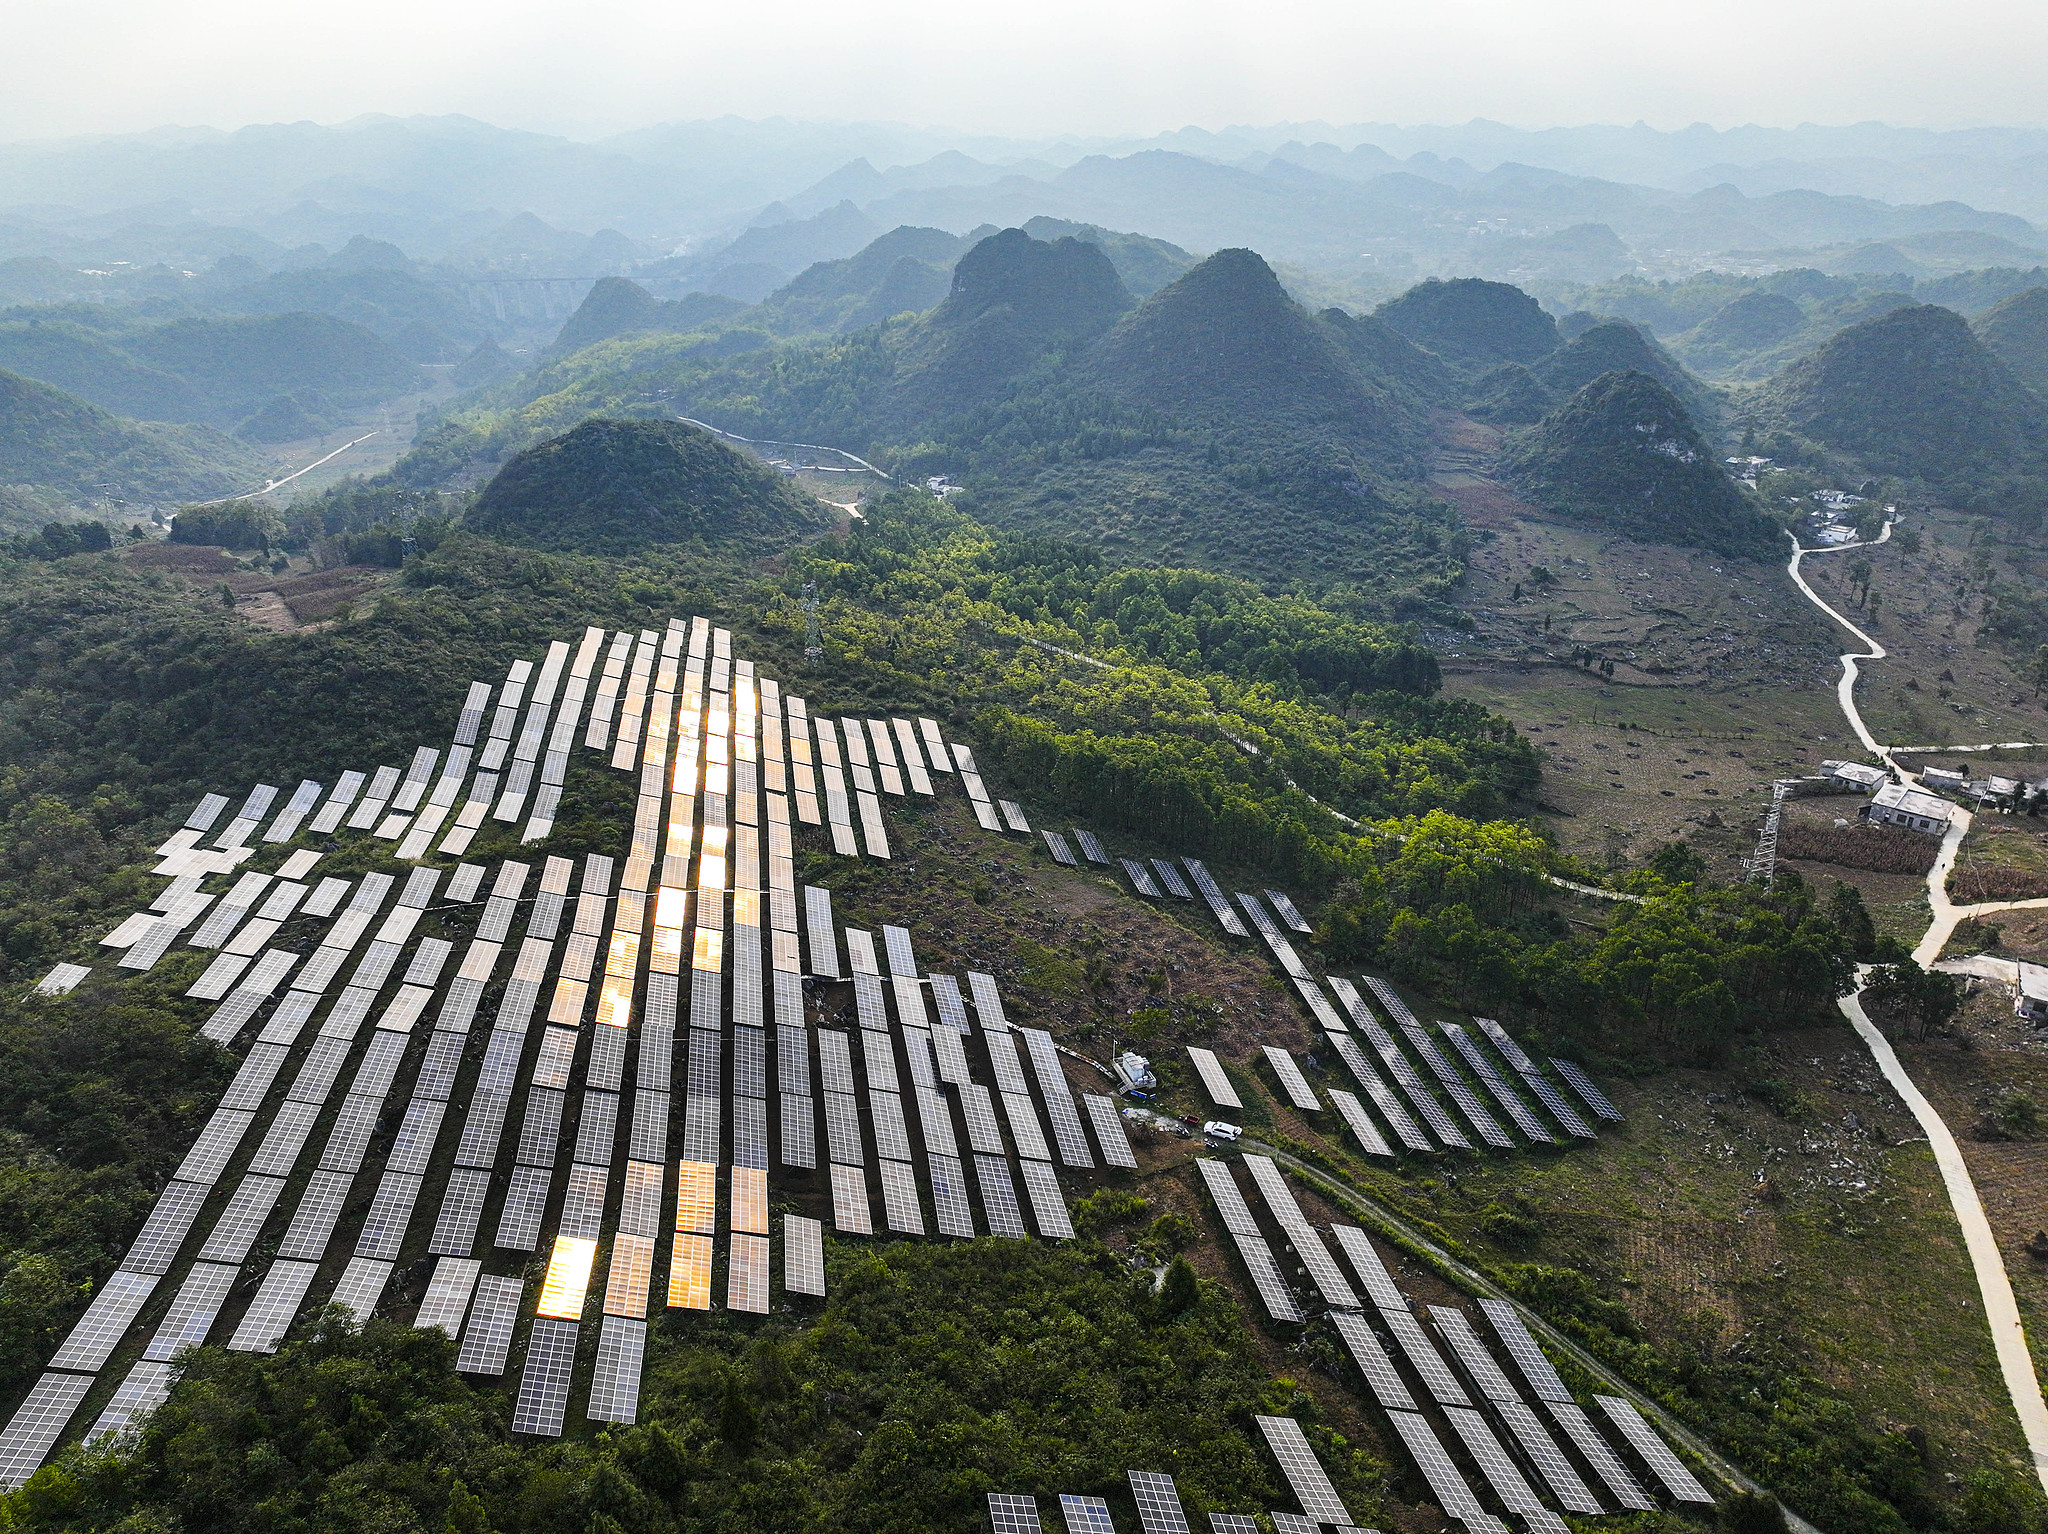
top-left (1784, 526), bottom-right (2048, 1493)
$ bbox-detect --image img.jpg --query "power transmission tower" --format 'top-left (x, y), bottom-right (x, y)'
top-left (801, 580), bottom-right (823, 662)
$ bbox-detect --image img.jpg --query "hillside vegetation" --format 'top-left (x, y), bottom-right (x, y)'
top-left (0, 367), bottom-right (264, 505)
top-left (1755, 303), bottom-right (2045, 499)
top-left (468, 417), bottom-right (833, 554)
top-left (1507, 369), bottom-right (1775, 555)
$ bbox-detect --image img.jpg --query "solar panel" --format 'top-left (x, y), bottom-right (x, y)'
top-left (446, 1274), bottom-right (520, 1375)
top-left (1443, 1404), bottom-right (1557, 1525)
top-left (779, 1092), bottom-right (817, 1168)
top-left (512, 1317), bottom-right (579, 1436)
top-left (496, 1165), bottom-right (553, 1251)
top-left (1020, 1030), bottom-right (1094, 1168)
top-left (1227, 1232), bottom-right (1304, 1323)
top-left (119, 1179), bottom-right (210, 1273)
top-left (228, 1259), bottom-right (320, 1352)
top-left (144, 1261), bottom-right (239, 1360)
top-left (320, 1096), bottom-right (380, 1174)
top-left (354, 1172), bottom-right (424, 1260)
top-left (1544, 1400), bottom-right (1655, 1511)
top-left (430, 1169), bottom-right (492, 1257)
top-left (1120, 858), bottom-right (1163, 897)
top-left (1018, 1159), bottom-right (1075, 1238)
top-left (1000, 1091), bottom-right (1053, 1162)
top-left (1207, 1518), bottom-right (1258, 1534)
top-left (1383, 1409), bottom-right (1486, 1520)
top-left (87, 1358), bottom-right (174, 1444)
top-left (863, 1028), bottom-right (902, 1091)
top-left (928, 1152), bottom-right (975, 1236)
top-left (1056, 1494), bottom-right (1115, 1533)
top-left (1262, 889), bottom-right (1312, 932)
top-left (604, 1232), bottom-right (656, 1319)
top-left (1127, 1470), bottom-right (1192, 1534)
top-left (1442, 1023), bottom-right (1554, 1143)
top-left (0, 1373), bottom-right (95, 1490)
top-left (1081, 1094), bottom-right (1137, 1167)
top-left (275, 1168), bottom-right (353, 1261)
top-left (988, 1493), bottom-right (1044, 1533)
top-left (1511, 1067), bottom-right (1597, 1140)
top-left (1260, 1047), bottom-right (1321, 1111)
top-left (589, 1314), bottom-right (647, 1424)
top-left (1378, 1304), bottom-right (1471, 1406)
top-left (785, 1214), bottom-right (826, 1296)
top-left (1325, 981), bottom-right (1466, 1149)
top-left (985, 1031), bottom-right (1030, 1092)
top-left (996, 799), bottom-right (1029, 833)
top-left (972, 1154), bottom-right (1028, 1238)
top-left (804, 886), bottom-right (841, 977)
top-left (1324, 1225), bottom-right (1408, 1310)
top-left (1292, 978), bottom-right (1349, 1033)
top-left (1074, 829), bottom-right (1109, 864)
top-left (49, 1268), bottom-right (157, 1370)
top-left (1179, 859), bottom-right (1249, 936)
top-left (666, 1235), bottom-right (713, 1310)
top-left (1330, 1310), bottom-right (1416, 1409)
top-left (1492, 1396), bottom-right (1603, 1513)
top-left (1239, 1159), bottom-right (1357, 1310)
top-left (877, 1158), bottom-right (926, 1234)
top-left (198, 1174), bottom-right (286, 1263)
top-left (1476, 1297), bottom-right (1574, 1403)
top-left (731, 1165), bottom-right (769, 1235)
top-left (175, 1107), bottom-right (256, 1184)
top-left (1194, 1158), bottom-right (1260, 1237)
top-left (1150, 859), bottom-right (1193, 898)
top-left (1269, 1515), bottom-right (1315, 1534)
top-left (1325, 1036), bottom-right (1432, 1153)
top-left (1429, 1306), bottom-right (1522, 1402)
top-left (831, 1163), bottom-right (874, 1234)
top-left (823, 1091), bottom-right (866, 1164)
top-left (957, 1085), bottom-right (1006, 1155)
top-left (1551, 1058), bottom-right (1624, 1122)
top-left (1254, 1414), bottom-right (1353, 1524)
top-left (415, 1257), bottom-right (483, 1336)
top-left (728, 1232), bottom-right (771, 1313)
top-left (1594, 1395), bottom-right (1715, 1502)
top-left (1325, 1088), bottom-right (1393, 1159)
top-left (1186, 1047), bottom-right (1242, 1109)
top-left (1393, 1018), bottom-right (1511, 1149)
top-left (1040, 830), bottom-right (1077, 866)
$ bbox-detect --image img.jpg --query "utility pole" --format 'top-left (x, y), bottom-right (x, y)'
top-left (802, 580), bottom-right (823, 663)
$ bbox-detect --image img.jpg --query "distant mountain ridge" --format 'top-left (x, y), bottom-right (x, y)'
top-left (0, 366), bottom-right (264, 505)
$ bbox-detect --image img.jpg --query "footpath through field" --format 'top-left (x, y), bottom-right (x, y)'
top-left (1786, 524), bottom-right (2048, 1493)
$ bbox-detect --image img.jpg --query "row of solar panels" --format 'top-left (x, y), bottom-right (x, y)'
top-left (1196, 1152), bottom-right (1714, 1529)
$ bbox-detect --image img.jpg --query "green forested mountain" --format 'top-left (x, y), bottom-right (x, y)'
top-left (0, 310), bottom-right (422, 427)
top-left (1973, 285), bottom-right (2048, 393)
top-left (548, 276), bottom-right (747, 356)
top-left (1372, 276), bottom-right (1562, 368)
top-left (1507, 369), bottom-right (1774, 554)
top-left (1755, 302), bottom-right (2044, 494)
top-left (468, 416), bottom-right (833, 554)
top-left (0, 366), bottom-right (264, 504)
top-left (1531, 320), bottom-right (1718, 424)
top-left (1671, 291), bottom-right (1806, 373)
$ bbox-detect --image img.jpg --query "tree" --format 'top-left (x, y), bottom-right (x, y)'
top-left (1848, 557), bottom-right (1872, 602)
top-left (1718, 1489), bottom-right (1790, 1533)
top-left (1156, 1255), bottom-right (1200, 1316)
top-left (1864, 960), bottom-right (1965, 1040)
top-left (445, 1481), bottom-right (492, 1534)
top-left (1827, 882), bottom-right (1877, 959)
top-left (172, 498), bottom-right (285, 551)
top-left (1646, 840), bottom-right (1708, 887)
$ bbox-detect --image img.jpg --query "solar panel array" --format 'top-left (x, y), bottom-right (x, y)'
top-left (1193, 1161), bottom-right (1302, 1324)
top-left (1180, 859), bottom-right (1250, 936)
top-left (1326, 978), bottom-right (1467, 1149)
top-left (1186, 1046), bottom-right (1242, 1109)
top-left (1259, 1046), bottom-right (1321, 1111)
top-left (1120, 857), bottom-right (1163, 897)
top-left (1552, 1057), bottom-right (1625, 1121)
top-left (988, 1493), bottom-right (1045, 1533)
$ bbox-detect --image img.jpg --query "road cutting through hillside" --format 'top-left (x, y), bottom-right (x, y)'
top-left (1785, 523), bottom-right (2048, 1494)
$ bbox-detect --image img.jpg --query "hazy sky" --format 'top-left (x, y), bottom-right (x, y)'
top-left (7, 0), bottom-right (2046, 141)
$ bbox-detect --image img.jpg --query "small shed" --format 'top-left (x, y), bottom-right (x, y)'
top-left (1921, 767), bottom-right (1968, 791)
top-left (1821, 759), bottom-right (1889, 792)
top-left (2017, 964), bottom-right (2048, 1023)
top-left (1866, 781), bottom-right (1954, 836)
